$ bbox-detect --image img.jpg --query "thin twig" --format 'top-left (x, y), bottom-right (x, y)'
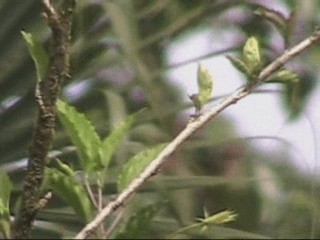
top-left (75, 31), bottom-right (320, 239)
top-left (36, 191), bottom-right (53, 210)
top-left (97, 179), bottom-right (106, 237)
top-left (84, 177), bottom-right (99, 209)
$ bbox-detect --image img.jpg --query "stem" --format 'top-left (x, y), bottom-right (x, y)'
top-left (11, 1), bottom-right (75, 238)
top-left (84, 177), bottom-right (98, 210)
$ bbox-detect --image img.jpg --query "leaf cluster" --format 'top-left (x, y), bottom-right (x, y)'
top-left (1, 1), bottom-right (320, 239)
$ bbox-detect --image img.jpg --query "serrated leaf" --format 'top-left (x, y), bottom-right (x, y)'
top-left (100, 110), bottom-right (142, 170)
top-left (21, 31), bottom-right (49, 82)
top-left (115, 202), bottom-right (163, 239)
top-left (45, 166), bottom-right (94, 222)
top-left (197, 64), bottom-right (213, 106)
top-left (243, 37), bottom-right (262, 76)
top-left (226, 55), bottom-right (251, 77)
top-left (118, 143), bottom-right (167, 192)
top-left (57, 100), bottom-right (102, 174)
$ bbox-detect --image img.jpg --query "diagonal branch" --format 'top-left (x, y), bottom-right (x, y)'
top-left (75, 31), bottom-right (320, 239)
top-left (11, 0), bottom-right (75, 238)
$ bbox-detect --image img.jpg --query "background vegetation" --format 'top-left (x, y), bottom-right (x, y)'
top-left (1, 0), bottom-right (320, 238)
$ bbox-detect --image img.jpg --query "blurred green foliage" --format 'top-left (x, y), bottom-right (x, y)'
top-left (1, 0), bottom-right (320, 238)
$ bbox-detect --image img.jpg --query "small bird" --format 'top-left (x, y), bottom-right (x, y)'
top-left (189, 93), bottom-right (202, 117)
top-left (189, 64), bottom-right (213, 118)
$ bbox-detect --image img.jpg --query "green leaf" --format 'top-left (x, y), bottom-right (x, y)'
top-left (226, 55), bottom-right (251, 77)
top-left (285, 80), bottom-right (301, 118)
top-left (266, 69), bottom-right (299, 84)
top-left (276, 71), bottom-right (314, 120)
top-left (285, 11), bottom-right (297, 46)
top-left (174, 209), bottom-right (237, 237)
top-left (266, 68), bottom-right (303, 118)
top-left (54, 158), bottom-right (76, 177)
top-left (242, 37), bottom-right (262, 76)
top-left (198, 209), bottom-right (237, 225)
top-left (197, 64), bottom-right (213, 106)
top-left (0, 218), bottom-right (11, 239)
top-left (45, 165), bottom-right (94, 222)
top-left (118, 143), bottom-right (167, 192)
top-left (21, 31), bottom-right (49, 82)
top-left (115, 202), bottom-right (163, 239)
top-left (0, 171), bottom-right (12, 215)
top-left (100, 110), bottom-right (142, 170)
top-left (0, 171), bottom-right (12, 238)
top-left (56, 100), bottom-right (102, 174)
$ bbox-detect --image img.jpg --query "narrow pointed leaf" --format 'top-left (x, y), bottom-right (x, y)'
top-left (226, 55), bottom-right (251, 77)
top-left (54, 158), bottom-right (76, 177)
top-left (285, 11), bottom-right (297, 46)
top-left (0, 218), bottom-right (11, 239)
top-left (100, 110), bottom-right (142, 170)
top-left (266, 69), bottom-right (299, 83)
top-left (243, 37), bottom-right (262, 76)
top-left (197, 64), bottom-right (213, 106)
top-left (203, 208), bottom-right (210, 219)
top-left (118, 143), bottom-right (167, 192)
top-left (0, 171), bottom-right (12, 214)
top-left (199, 210), bottom-right (237, 225)
top-left (176, 210), bottom-right (237, 237)
top-left (21, 31), bottom-right (49, 82)
top-left (173, 222), bottom-right (202, 236)
top-left (45, 166), bottom-right (94, 222)
top-left (57, 100), bottom-right (102, 173)
top-left (0, 171), bottom-right (12, 238)
top-left (285, 80), bottom-right (301, 118)
top-left (267, 68), bottom-right (301, 117)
